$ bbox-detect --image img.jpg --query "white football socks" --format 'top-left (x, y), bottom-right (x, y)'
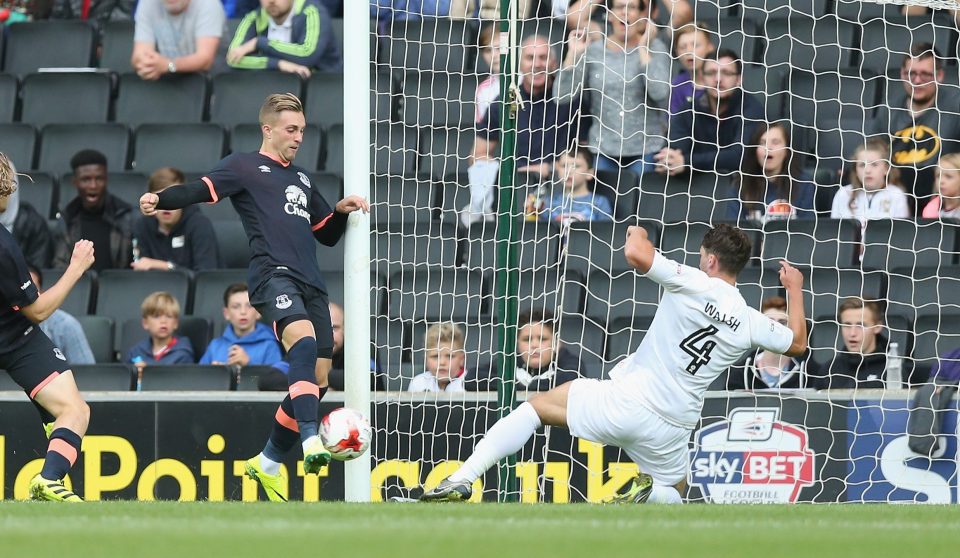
top-left (449, 402), bottom-right (543, 483)
top-left (258, 453), bottom-right (281, 476)
top-left (648, 485), bottom-right (683, 504)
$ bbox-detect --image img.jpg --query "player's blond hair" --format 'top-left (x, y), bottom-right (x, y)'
top-left (0, 152), bottom-right (17, 199)
top-left (424, 323), bottom-right (465, 352)
top-left (141, 291), bottom-right (181, 319)
top-left (259, 93), bottom-right (304, 125)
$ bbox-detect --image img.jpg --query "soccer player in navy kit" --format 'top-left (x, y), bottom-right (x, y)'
top-left (0, 152), bottom-right (96, 502)
top-left (139, 93), bottom-right (368, 501)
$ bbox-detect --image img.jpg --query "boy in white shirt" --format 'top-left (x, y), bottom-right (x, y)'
top-left (419, 224), bottom-right (807, 504)
top-left (831, 139), bottom-right (911, 222)
top-left (408, 323), bottom-right (468, 393)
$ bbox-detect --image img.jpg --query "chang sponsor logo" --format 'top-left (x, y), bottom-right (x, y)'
top-left (689, 407), bottom-right (815, 503)
top-left (284, 185), bottom-right (310, 221)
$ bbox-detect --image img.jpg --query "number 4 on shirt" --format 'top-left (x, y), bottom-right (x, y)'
top-left (680, 325), bottom-right (718, 375)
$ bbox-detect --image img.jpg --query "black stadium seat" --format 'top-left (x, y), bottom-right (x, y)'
top-left (231, 123), bottom-right (321, 171)
top-left (17, 172), bottom-right (57, 219)
top-left (760, 219), bottom-right (860, 269)
top-left (116, 73), bottom-right (208, 126)
top-left (565, 221), bottom-right (659, 277)
top-left (465, 221), bottom-right (562, 272)
top-left (585, 269), bottom-right (662, 321)
top-left (133, 123), bottom-right (226, 174)
top-left (41, 268), bottom-right (96, 316)
top-left (2, 21), bottom-right (95, 76)
top-left (76, 315), bottom-right (115, 363)
top-left (388, 268), bottom-right (486, 322)
top-left (20, 72), bottom-right (111, 128)
top-left (38, 123), bottom-right (130, 174)
top-left (862, 219), bottom-right (960, 271)
top-left (0, 123), bottom-right (37, 169)
top-left (763, 16), bottom-right (856, 73)
top-left (96, 269), bottom-right (192, 345)
top-left (209, 72), bottom-right (304, 128)
top-left (70, 364), bottom-right (134, 391)
top-left (99, 20), bottom-right (136, 73)
top-left (0, 73), bottom-right (16, 122)
top-left (139, 365), bottom-right (233, 391)
top-left (191, 269), bottom-right (249, 332)
top-left (212, 220), bottom-right (251, 268)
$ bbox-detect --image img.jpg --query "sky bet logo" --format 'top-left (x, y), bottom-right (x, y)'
top-left (689, 408), bottom-right (815, 503)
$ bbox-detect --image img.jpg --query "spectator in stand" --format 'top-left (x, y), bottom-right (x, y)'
top-left (565, 0), bottom-right (693, 31)
top-left (473, 34), bottom-right (574, 178)
top-left (874, 43), bottom-right (960, 203)
top-left (509, 308), bottom-right (582, 391)
top-left (126, 291), bottom-right (195, 365)
top-left (325, 302), bottom-right (385, 391)
top-left (370, 0), bottom-right (472, 21)
top-left (200, 283), bottom-right (282, 366)
top-left (0, 160), bottom-right (54, 269)
top-left (27, 266), bottom-right (95, 365)
top-left (226, 0), bottom-right (342, 76)
top-left (537, 145), bottom-right (613, 222)
top-left (831, 138), bottom-right (911, 222)
top-left (656, 49), bottom-right (762, 176)
top-left (49, 0), bottom-right (134, 30)
top-left (810, 297), bottom-right (897, 390)
top-left (408, 322), bottom-right (467, 393)
top-left (131, 0), bottom-right (225, 80)
top-left (54, 150), bottom-right (134, 272)
top-left (554, 0), bottom-right (672, 176)
top-left (475, 23), bottom-right (500, 125)
top-left (131, 167), bottom-right (220, 272)
top-left (726, 296), bottom-right (818, 390)
top-left (669, 21), bottom-right (714, 116)
top-left (921, 152), bottom-right (960, 219)
top-left (729, 122), bottom-right (816, 222)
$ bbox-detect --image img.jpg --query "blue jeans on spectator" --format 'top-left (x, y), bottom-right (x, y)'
top-left (594, 152), bottom-right (659, 176)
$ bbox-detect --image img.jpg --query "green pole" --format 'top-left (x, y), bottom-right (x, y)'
top-left (494, 0), bottom-right (520, 503)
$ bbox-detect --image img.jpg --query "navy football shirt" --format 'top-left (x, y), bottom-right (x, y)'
top-left (0, 226), bottom-right (40, 351)
top-left (201, 152), bottom-right (339, 291)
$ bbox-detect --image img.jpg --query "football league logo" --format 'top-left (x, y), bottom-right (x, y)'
top-left (689, 407), bottom-right (815, 503)
top-left (283, 185), bottom-right (310, 221)
top-left (275, 294), bottom-right (293, 310)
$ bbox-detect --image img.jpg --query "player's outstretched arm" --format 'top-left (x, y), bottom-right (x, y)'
top-left (779, 261), bottom-right (808, 357)
top-left (139, 181), bottom-right (213, 216)
top-left (623, 225), bottom-right (656, 273)
top-left (21, 240), bottom-right (95, 324)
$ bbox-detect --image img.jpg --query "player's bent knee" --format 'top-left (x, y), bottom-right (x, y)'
top-left (277, 315), bottom-right (314, 347)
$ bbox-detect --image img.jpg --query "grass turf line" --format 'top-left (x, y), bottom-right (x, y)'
top-left (0, 502), bottom-right (958, 558)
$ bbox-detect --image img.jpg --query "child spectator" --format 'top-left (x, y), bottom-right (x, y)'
top-left (670, 22), bottom-right (715, 116)
top-left (513, 308), bottom-right (581, 391)
top-left (132, 167), bottom-right (220, 272)
top-left (536, 146), bottom-right (613, 223)
top-left (809, 297), bottom-right (895, 390)
top-left (199, 284), bottom-right (282, 366)
top-left (725, 296), bottom-right (819, 390)
top-left (475, 23), bottom-right (501, 125)
top-left (408, 322), bottom-right (467, 393)
top-left (831, 138), bottom-right (911, 221)
top-left (126, 291), bottom-right (195, 365)
top-left (729, 122), bottom-right (816, 221)
top-left (921, 153), bottom-right (960, 219)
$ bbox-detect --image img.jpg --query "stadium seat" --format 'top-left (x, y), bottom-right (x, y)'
top-left (862, 219), bottom-right (960, 271)
top-left (96, 269), bottom-right (192, 345)
top-left (133, 123), bottom-right (226, 174)
top-left (834, 0), bottom-right (900, 20)
top-left (20, 72), bottom-right (110, 128)
top-left (321, 270), bottom-right (386, 313)
top-left (585, 269), bottom-right (662, 322)
top-left (209, 72), bottom-right (304, 128)
top-left (803, 267), bottom-right (885, 322)
top-left (466, 221), bottom-right (561, 272)
top-left (305, 73), bottom-right (346, 128)
top-left (760, 219), bottom-right (860, 269)
top-left (0, 371), bottom-right (20, 391)
top-left (373, 315), bottom-right (407, 369)
top-left (810, 116), bottom-right (868, 176)
top-left (231, 123), bottom-right (321, 171)
top-left (859, 16), bottom-right (958, 72)
top-left (387, 268), bottom-right (486, 321)
top-left (0, 123), bottom-right (37, 169)
top-left (711, 16), bottom-right (760, 64)
top-left (373, 221), bottom-right (458, 270)
top-left (740, 0), bottom-right (827, 20)
top-left (70, 364), bottom-right (134, 391)
top-left (76, 315), bottom-right (115, 363)
top-left (386, 18), bottom-right (475, 75)
top-left (371, 123), bottom-right (418, 177)
top-left (38, 123), bottom-right (130, 174)
top-left (116, 73), bottom-right (208, 126)
top-left (419, 128), bottom-right (474, 180)
top-left (41, 268), bottom-right (95, 316)
top-left (139, 365), bottom-right (233, 391)
top-left (565, 220), bottom-right (661, 277)
top-left (606, 316), bottom-right (655, 366)
top-left (0, 73), bottom-right (15, 122)
top-left (659, 222), bottom-right (715, 267)
top-left (212, 220), bottom-right (251, 269)
top-left (592, 170), bottom-right (640, 222)
top-left (236, 365), bottom-right (279, 391)
top-left (735, 267), bottom-right (783, 310)
top-left (190, 269), bottom-right (249, 332)
top-left (888, 266), bottom-right (960, 321)
top-left (913, 314), bottom-right (960, 364)
top-left (120, 316), bottom-right (211, 362)
top-left (763, 16), bottom-right (856, 73)
top-left (307, 172), bottom-right (342, 203)
top-left (556, 314), bottom-right (607, 378)
top-left (323, 123), bottom-right (344, 173)
top-left (18, 172), bottom-right (56, 219)
top-left (198, 198), bottom-right (239, 221)
top-left (99, 20), bottom-right (135, 73)
top-left (370, 176), bottom-right (435, 225)
top-left (2, 21), bottom-right (95, 76)
top-left (786, 69), bottom-right (881, 128)
top-left (740, 63), bottom-right (788, 120)
top-left (401, 72), bottom-right (478, 128)
top-left (492, 268), bottom-right (584, 319)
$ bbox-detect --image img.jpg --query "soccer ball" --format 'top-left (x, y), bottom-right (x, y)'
top-left (319, 407), bottom-right (372, 461)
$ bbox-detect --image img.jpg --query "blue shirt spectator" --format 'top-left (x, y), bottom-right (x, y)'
top-left (200, 322), bottom-right (283, 365)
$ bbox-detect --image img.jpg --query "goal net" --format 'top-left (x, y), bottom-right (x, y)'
top-left (364, 0), bottom-right (960, 504)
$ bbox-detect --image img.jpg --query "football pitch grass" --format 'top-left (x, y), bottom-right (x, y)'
top-left (2, 502), bottom-right (959, 558)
